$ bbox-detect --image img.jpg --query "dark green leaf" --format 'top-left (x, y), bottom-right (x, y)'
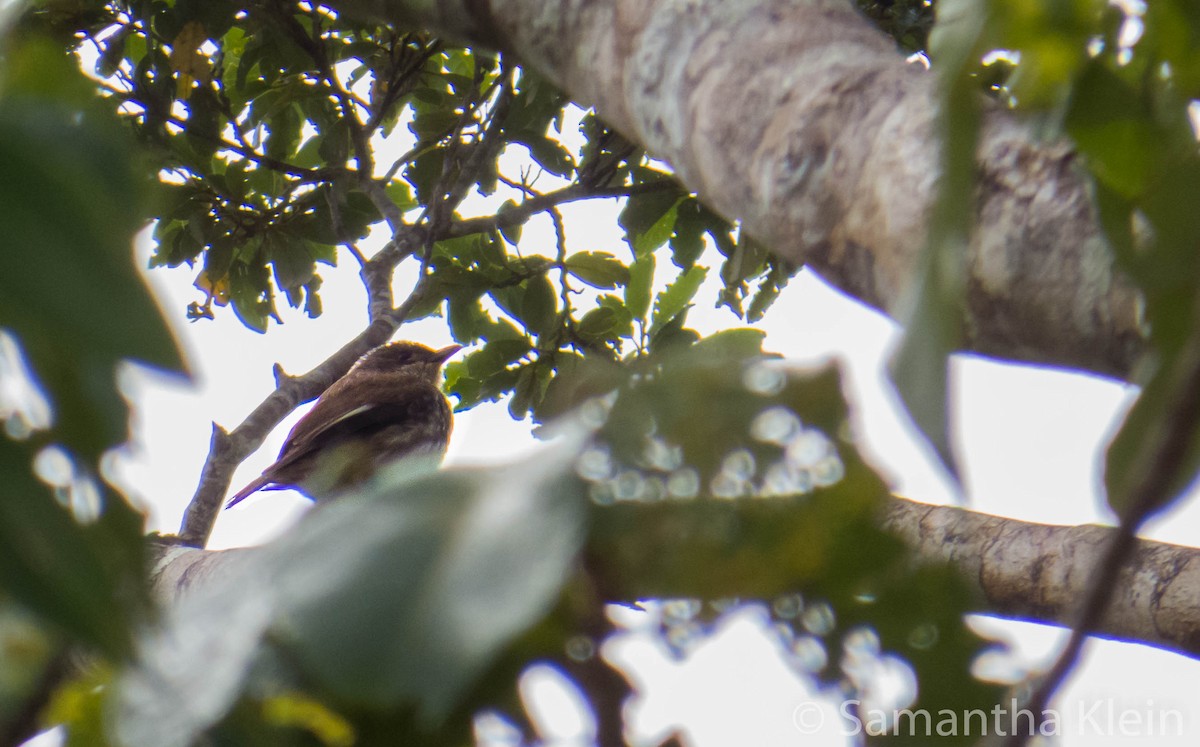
top-left (516, 134), bottom-right (574, 177)
top-left (0, 439), bottom-right (138, 657)
top-left (669, 198), bottom-right (708, 270)
top-left (619, 191), bottom-right (681, 257)
top-left (447, 293), bottom-right (490, 343)
top-left (267, 235), bottom-right (317, 292)
top-left (0, 84), bottom-right (185, 459)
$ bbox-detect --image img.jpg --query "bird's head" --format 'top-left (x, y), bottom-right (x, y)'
top-left (353, 341), bottom-right (462, 382)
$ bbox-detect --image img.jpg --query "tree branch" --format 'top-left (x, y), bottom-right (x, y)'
top-left (449, 180), bottom-right (679, 238)
top-left (175, 277), bottom-right (434, 547)
top-left (166, 496), bottom-right (1200, 657)
top-left (338, 0), bottom-right (1145, 380)
top-left (881, 499), bottom-right (1200, 658)
top-left (1005, 295), bottom-right (1200, 742)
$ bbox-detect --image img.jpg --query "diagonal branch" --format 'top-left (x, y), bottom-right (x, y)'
top-left (175, 275), bottom-right (435, 547)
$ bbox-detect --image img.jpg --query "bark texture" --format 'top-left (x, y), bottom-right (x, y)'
top-left (882, 498), bottom-right (1200, 657)
top-left (151, 497), bottom-right (1200, 658)
top-left (350, 0), bottom-right (1145, 378)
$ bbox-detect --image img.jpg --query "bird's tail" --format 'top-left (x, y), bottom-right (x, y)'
top-left (225, 475), bottom-right (270, 509)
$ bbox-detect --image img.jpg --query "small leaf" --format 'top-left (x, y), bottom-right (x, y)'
top-left (521, 274), bottom-right (558, 336)
top-left (619, 191), bottom-right (681, 257)
top-left (577, 306), bottom-right (621, 341)
top-left (497, 200), bottom-right (525, 245)
top-left (268, 236), bottom-right (317, 291)
top-left (669, 198), bottom-right (707, 270)
top-left (447, 293), bottom-right (489, 343)
top-left (565, 251), bottom-right (630, 290)
top-left (650, 266), bottom-right (707, 334)
top-left (625, 254), bottom-right (655, 321)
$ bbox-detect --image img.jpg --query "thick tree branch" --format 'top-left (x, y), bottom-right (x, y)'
top-left (163, 497), bottom-right (1200, 658)
top-left (881, 499), bottom-right (1200, 658)
top-left (340, 0), bottom-right (1145, 380)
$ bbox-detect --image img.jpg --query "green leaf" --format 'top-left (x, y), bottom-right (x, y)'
top-left (520, 274), bottom-right (558, 336)
top-left (1065, 61), bottom-right (1172, 199)
top-left (1103, 349), bottom-right (1200, 521)
top-left (650, 266), bottom-right (707, 334)
top-left (669, 198), bottom-right (708, 270)
top-left (888, 2), bottom-right (981, 485)
top-left (625, 254), bottom-right (655, 321)
top-left (268, 236), bottom-right (317, 292)
top-left (384, 178), bottom-right (416, 212)
top-left (0, 602), bottom-right (58, 732)
top-left (619, 191), bottom-right (681, 257)
top-left (577, 306), bottom-right (622, 341)
top-left (0, 89), bottom-right (185, 460)
top-left (888, 239), bottom-right (965, 485)
top-left (516, 134), bottom-right (574, 177)
top-left (0, 439), bottom-right (138, 657)
top-left (227, 261), bottom-right (271, 333)
top-left (117, 446), bottom-right (588, 743)
top-left (564, 251), bottom-right (630, 290)
top-left (183, 84), bottom-right (222, 160)
top-left (447, 293), bottom-right (489, 343)
top-left (277, 450), bottom-right (586, 718)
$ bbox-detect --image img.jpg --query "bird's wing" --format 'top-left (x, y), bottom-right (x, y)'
top-left (270, 382), bottom-right (448, 474)
top-left (226, 381), bottom-right (449, 508)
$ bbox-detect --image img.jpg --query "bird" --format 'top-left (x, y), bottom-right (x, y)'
top-left (225, 341), bottom-right (462, 508)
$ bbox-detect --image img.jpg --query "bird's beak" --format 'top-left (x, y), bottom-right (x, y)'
top-left (433, 344), bottom-right (463, 363)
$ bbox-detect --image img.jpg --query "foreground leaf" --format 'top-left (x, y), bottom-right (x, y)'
top-left (115, 443), bottom-right (587, 745)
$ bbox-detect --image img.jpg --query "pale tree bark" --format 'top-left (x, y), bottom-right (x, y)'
top-left (151, 497), bottom-right (1200, 658)
top-left (346, 0), bottom-right (1146, 380)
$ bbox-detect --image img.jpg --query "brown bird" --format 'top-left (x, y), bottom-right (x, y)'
top-left (225, 342), bottom-right (462, 508)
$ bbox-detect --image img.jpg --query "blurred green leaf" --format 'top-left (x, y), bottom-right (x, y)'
top-left (564, 251), bottom-right (630, 290)
top-left (1065, 61), bottom-right (1172, 199)
top-left (0, 439), bottom-right (138, 657)
top-left (619, 191), bottom-right (681, 257)
top-left (0, 601), bottom-right (59, 736)
top-left (117, 446), bottom-right (587, 742)
top-left (625, 254), bottom-right (655, 322)
top-left (0, 41), bottom-right (185, 468)
top-left (274, 456), bottom-right (583, 718)
top-left (650, 266), bottom-right (707, 335)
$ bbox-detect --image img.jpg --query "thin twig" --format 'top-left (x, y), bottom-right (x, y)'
top-left (449, 179), bottom-right (679, 239)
